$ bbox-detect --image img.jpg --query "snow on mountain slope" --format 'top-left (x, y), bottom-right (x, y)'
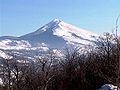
top-left (0, 39), bottom-right (49, 51)
top-left (0, 19), bottom-right (98, 59)
top-left (52, 19), bottom-right (97, 45)
top-left (0, 39), bottom-right (31, 50)
top-left (0, 50), bottom-right (12, 59)
top-left (20, 19), bottom-right (97, 48)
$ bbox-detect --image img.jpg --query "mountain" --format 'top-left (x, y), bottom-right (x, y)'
top-left (0, 19), bottom-right (97, 59)
top-left (20, 19), bottom-right (97, 48)
top-left (0, 36), bottom-right (19, 40)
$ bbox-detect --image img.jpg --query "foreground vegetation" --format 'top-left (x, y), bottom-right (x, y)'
top-left (0, 32), bottom-right (120, 90)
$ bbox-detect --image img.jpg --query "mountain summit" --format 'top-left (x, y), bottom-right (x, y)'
top-left (0, 19), bottom-right (98, 50)
top-left (0, 19), bottom-right (97, 59)
top-left (19, 19), bottom-right (97, 48)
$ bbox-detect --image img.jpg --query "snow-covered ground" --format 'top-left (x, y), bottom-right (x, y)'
top-left (99, 84), bottom-right (119, 90)
top-left (0, 78), bottom-right (3, 85)
top-left (0, 39), bottom-right (31, 50)
top-left (0, 50), bottom-right (12, 59)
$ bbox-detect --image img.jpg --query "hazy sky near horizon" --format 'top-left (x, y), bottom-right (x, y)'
top-left (0, 0), bottom-right (120, 36)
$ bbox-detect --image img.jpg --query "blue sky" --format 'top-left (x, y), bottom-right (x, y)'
top-left (0, 0), bottom-right (120, 36)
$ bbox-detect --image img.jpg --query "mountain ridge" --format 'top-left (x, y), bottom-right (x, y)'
top-left (18, 19), bottom-right (97, 47)
top-left (0, 18), bottom-right (98, 49)
top-left (0, 19), bottom-right (98, 59)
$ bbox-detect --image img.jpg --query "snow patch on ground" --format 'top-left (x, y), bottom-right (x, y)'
top-left (0, 78), bottom-right (3, 85)
top-left (0, 50), bottom-right (12, 59)
top-left (99, 84), bottom-right (119, 90)
top-left (0, 39), bottom-right (31, 50)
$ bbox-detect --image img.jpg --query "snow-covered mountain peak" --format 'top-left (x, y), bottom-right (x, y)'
top-left (21, 19), bottom-right (62, 37)
top-left (19, 19), bottom-right (98, 48)
top-left (52, 18), bottom-right (62, 23)
top-left (0, 18), bottom-right (98, 59)
top-left (48, 19), bottom-right (97, 37)
top-left (46, 18), bottom-right (63, 28)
